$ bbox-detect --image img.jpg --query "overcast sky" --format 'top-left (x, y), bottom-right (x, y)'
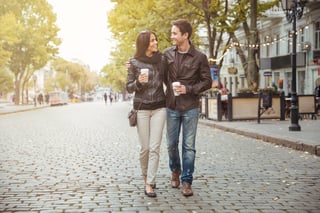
top-left (47, 0), bottom-right (115, 72)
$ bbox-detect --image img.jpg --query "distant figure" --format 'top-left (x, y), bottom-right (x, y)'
top-left (315, 85), bottom-right (320, 113)
top-left (219, 88), bottom-right (229, 119)
top-left (109, 92), bottom-right (113, 105)
top-left (219, 87), bottom-right (229, 95)
top-left (315, 85), bottom-right (320, 98)
top-left (272, 82), bottom-right (278, 92)
top-left (45, 93), bottom-right (50, 104)
top-left (103, 92), bottom-right (108, 104)
top-left (37, 93), bottom-right (43, 105)
top-left (33, 95), bottom-right (36, 106)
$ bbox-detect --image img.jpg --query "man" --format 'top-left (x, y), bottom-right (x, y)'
top-left (164, 19), bottom-right (212, 196)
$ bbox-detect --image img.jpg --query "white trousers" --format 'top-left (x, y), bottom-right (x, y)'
top-left (136, 107), bottom-right (166, 185)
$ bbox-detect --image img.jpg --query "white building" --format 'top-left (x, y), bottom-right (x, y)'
top-left (217, 1), bottom-right (320, 96)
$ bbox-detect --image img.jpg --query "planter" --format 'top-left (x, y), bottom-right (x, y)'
top-left (237, 92), bottom-right (255, 98)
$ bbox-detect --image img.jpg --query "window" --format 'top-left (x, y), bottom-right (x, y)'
top-left (264, 75), bottom-right (272, 88)
top-left (299, 26), bottom-right (308, 51)
top-left (274, 72), bottom-right (280, 88)
top-left (276, 34), bottom-right (280, 56)
top-left (299, 27), bottom-right (305, 43)
top-left (265, 36), bottom-right (270, 57)
top-left (315, 21), bottom-right (320, 49)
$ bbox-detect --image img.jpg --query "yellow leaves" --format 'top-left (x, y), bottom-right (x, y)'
top-left (0, 13), bottom-right (22, 66)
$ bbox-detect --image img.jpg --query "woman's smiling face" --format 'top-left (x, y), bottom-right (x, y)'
top-left (146, 33), bottom-right (158, 56)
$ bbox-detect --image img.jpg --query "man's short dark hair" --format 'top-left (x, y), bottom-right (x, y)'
top-left (171, 19), bottom-right (192, 39)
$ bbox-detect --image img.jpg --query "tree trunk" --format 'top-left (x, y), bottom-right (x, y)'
top-left (247, 0), bottom-right (260, 91)
top-left (14, 77), bottom-right (20, 105)
top-left (21, 80), bottom-right (25, 105)
top-left (229, 31), bottom-right (247, 75)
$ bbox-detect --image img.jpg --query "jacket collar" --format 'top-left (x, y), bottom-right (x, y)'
top-left (173, 41), bottom-right (196, 57)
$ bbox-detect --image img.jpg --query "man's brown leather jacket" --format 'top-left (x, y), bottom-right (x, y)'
top-left (164, 44), bottom-right (212, 111)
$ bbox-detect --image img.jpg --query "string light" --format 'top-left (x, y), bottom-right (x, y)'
top-left (226, 23), bottom-right (311, 49)
top-left (211, 22), bottom-right (313, 62)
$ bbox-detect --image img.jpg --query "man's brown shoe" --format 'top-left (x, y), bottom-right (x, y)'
top-left (182, 182), bottom-right (193, 196)
top-left (171, 170), bottom-right (181, 188)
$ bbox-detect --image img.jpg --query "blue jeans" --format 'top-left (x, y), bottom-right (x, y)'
top-left (166, 108), bottom-right (199, 184)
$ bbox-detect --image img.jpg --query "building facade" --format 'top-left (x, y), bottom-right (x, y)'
top-left (218, 1), bottom-right (320, 96)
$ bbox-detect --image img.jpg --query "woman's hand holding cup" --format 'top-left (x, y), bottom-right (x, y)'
top-left (139, 68), bottom-right (149, 83)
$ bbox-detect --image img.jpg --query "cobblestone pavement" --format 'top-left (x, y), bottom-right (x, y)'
top-left (0, 102), bottom-right (319, 213)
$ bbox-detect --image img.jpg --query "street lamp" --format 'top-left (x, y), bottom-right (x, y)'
top-left (281, 0), bottom-right (306, 131)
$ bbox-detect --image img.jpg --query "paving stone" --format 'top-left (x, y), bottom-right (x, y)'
top-left (0, 102), bottom-right (319, 212)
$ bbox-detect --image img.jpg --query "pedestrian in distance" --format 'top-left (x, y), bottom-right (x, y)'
top-left (164, 19), bottom-right (212, 197)
top-left (45, 93), bottom-right (50, 105)
top-left (37, 93), bottom-right (43, 105)
top-left (315, 84), bottom-right (320, 98)
top-left (126, 30), bottom-right (167, 198)
top-left (315, 84), bottom-right (320, 112)
top-left (109, 91), bottom-right (113, 105)
top-left (103, 92), bottom-right (108, 105)
top-left (272, 82), bottom-right (278, 92)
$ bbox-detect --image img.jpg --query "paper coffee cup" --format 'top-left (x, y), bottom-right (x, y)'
top-left (140, 68), bottom-right (149, 82)
top-left (172, 81), bottom-right (181, 96)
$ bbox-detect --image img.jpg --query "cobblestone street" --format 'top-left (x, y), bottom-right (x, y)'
top-left (0, 101), bottom-right (319, 213)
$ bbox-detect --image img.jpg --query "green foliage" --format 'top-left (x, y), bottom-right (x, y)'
top-left (0, 0), bottom-right (61, 104)
top-left (0, 66), bottom-right (14, 94)
top-left (106, 0), bottom-right (200, 92)
top-left (0, 13), bottom-right (22, 67)
top-left (51, 58), bottom-right (95, 94)
top-left (105, 0), bottom-right (279, 92)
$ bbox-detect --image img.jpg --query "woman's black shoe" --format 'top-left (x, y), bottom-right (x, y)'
top-left (144, 190), bottom-right (157, 197)
top-left (144, 186), bottom-right (157, 197)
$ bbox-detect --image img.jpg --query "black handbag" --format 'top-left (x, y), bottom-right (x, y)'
top-left (128, 109), bottom-right (137, 127)
top-left (128, 103), bottom-right (141, 127)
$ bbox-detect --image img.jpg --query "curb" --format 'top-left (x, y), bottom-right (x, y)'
top-left (199, 119), bottom-right (319, 156)
top-left (0, 105), bottom-right (49, 115)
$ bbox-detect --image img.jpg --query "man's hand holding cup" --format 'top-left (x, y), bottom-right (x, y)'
top-left (172, 81), bottom-right (181, 96)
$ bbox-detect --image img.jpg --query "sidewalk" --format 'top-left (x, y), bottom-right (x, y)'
top-left (199, 118), bottom-right (320, 156)
top-left (0, 101), bottom-right (48, 115)
top-left (1, 101), bottom-right (319, 156)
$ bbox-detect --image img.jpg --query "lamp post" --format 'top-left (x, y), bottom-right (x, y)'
top-left (281, 0), bottom-right (306, 131)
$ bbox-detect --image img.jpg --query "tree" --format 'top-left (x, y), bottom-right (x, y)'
top-left (0, 12), bottom-right (21, 67)
top-left (186, 0), bottom-right (229, 61)
top-left (106, 0), bottom-right (278, 92)
top-left (227, 0), bottom-right (278, 90)
top-left (0, 67), bottom-right (14, 98)
top-left (1, 0), bottom-right (61, 104)
top-left (50, 58), bottom-right (95, 96)
top-left (106, 0), bottom-right (234, 91)
top-left (106, 0), bottom-right (197, 92)
top-left (178, 0), bottom-right (278, 90)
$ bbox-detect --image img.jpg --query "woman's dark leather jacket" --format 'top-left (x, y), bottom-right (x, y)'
top-left (164, 44), bottom-right (212, 111)
top-left (126, 55), bottom-right (167, 110)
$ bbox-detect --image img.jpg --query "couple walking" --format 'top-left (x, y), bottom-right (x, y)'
top-left (126, 19), bottom-right (212, 197)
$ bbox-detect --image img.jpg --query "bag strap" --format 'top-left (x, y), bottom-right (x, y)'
top-left (137, 102), bottom-right (142, 110)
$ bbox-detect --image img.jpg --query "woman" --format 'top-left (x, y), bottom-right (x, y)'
top-left (126, 30), bottom-right (167, 197)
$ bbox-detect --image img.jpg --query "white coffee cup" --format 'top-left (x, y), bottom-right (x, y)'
top-left (140, 68), bottom-right (149, 82)
top-left (172, 81), bottom-right (181, 96)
